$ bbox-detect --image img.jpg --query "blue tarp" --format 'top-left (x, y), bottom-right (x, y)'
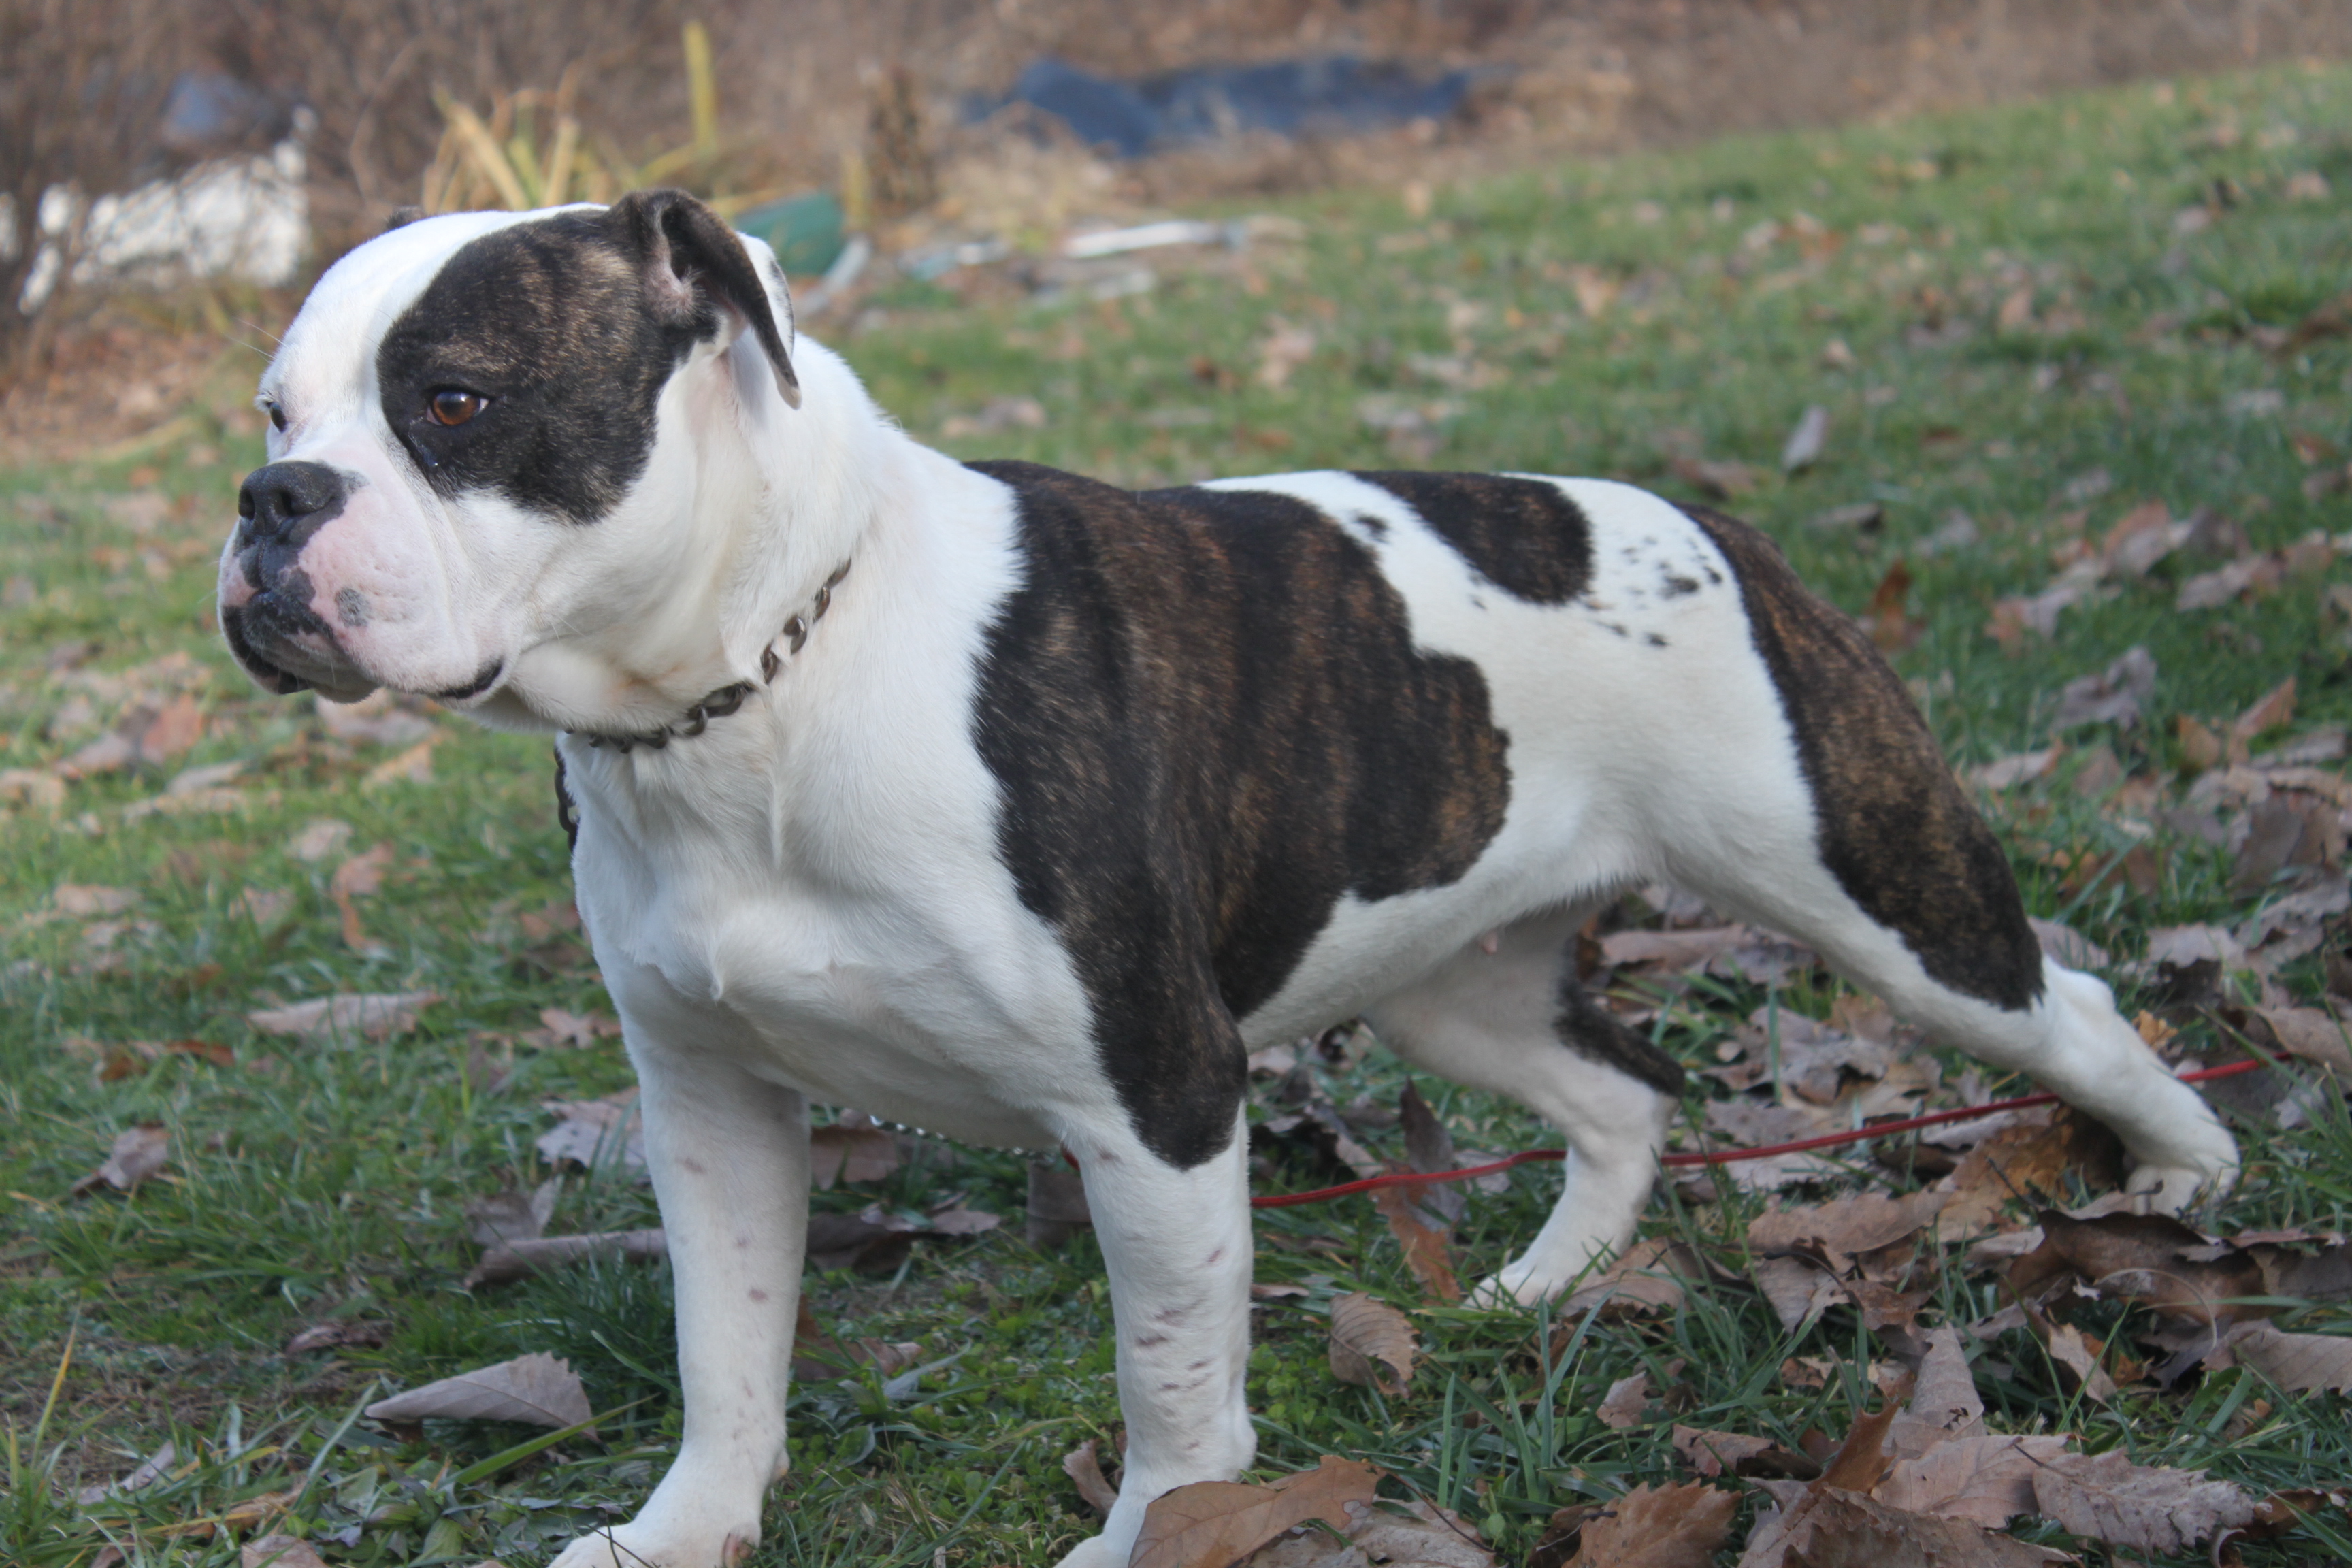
top-left (995, 56), bottom-right (1482, 159)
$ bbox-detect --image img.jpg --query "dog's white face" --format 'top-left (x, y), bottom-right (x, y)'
top-left (218, 193), bottom-right (801, 732)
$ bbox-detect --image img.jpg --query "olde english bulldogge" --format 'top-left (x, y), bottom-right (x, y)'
top-left (218, 190), bottom-right (2239, 1567)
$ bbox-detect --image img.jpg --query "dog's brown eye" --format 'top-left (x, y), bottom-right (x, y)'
top-left (428, 389), bottom-right (487, 427)
top-left (267, 403), bottom-right (288, 433)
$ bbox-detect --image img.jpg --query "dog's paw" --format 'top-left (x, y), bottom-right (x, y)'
top-left (2123, 1116), bottom-right (2241, 1215)
top-left (547, 1522), bottom-right (756, 1568)
top-left (2123, 1157), bottom-right (2237, 1216)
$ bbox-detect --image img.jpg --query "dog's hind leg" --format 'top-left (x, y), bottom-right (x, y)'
top-left (1661, 503), bottom-right (2238, 1215)
top-left (1365, 910), bottom-right (1682, 1306)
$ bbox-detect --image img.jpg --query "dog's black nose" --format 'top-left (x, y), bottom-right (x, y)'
top-left (237, 461), bottom-right (348, 545)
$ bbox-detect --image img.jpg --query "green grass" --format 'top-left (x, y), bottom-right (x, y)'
top-left (5, 60), bottom-right (2352, 1567)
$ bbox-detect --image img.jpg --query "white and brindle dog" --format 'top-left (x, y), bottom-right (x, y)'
top-left (219, 191), bottom-right (2238, 1567)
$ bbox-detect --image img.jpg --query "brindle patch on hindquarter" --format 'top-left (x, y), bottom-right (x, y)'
top-left (1354, 471), bottom-right (1595, 604)
top-left (969, 461), bottom-right (1513, 1167)
top-left (374, 212), bottom-right (701, 521)
top-left (1680, 505), bottom-right (2044, 1011)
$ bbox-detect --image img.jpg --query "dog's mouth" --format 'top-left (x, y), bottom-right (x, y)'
top-left (222, 591), bottom-right (380, 703)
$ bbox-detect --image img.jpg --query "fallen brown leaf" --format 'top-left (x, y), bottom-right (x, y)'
top-left (1062, 1437), bottom-right (1121, 1518)
top-left (2228, 676), bottom-right (2298, 762)
top-left (1559, 1239), bottom-right (1717, 1318)
top-left (246, 992), bottom-right (440, 1044)
top-left (809, 1119), bottom-right (903, 1190)
top-left (1027, 1159), bottom-right (1092, 1249)
top-left (464, 1179), bottom-right (560, 1247)
top-left (1130, 1454), bottom-right (1382, 1568)
top-left (1248, 1497), bottom-right (1492, 1567)
top-left (2010, 1209), bottom-right (2264, 1329)
top-left (2035, 1318), bottom-right (2121, 1402)
top-left (534, 1090), bottom-right (646, 1175)
top-left (2207, 1320), bottom-right (2352, 1392)
top-left (52, 883), bottom-right (139, 917)
top-left (242, 1534), bottom-right (329, 1568)
top-left (1749, 1191), bottom-right (1951, 1273)
top-left (1740, 1488), bottom-right (2070, 1568)
top-left (2052, 644), bottom-right (2155, 730)
top-left (1328, 1292), bottom-right (1415, 1395)
top-left (1397, 1080), bottom-right (1465, 1226)
top-left (365, 1352), bottom-right (592, 1430)
top-left (1570, 1482), bottom-right (1737, 1568)
top-left (1597, 1371), bottom-right (1652, 1430)
top-left (75, 1440), bottom-right (177, 1505)
top-left (2026, 1448), bottom-right (2254, 1555)
top-left (1672, 1426), bottom-right (1818, 1482)
top-left (1370, 1183), bottom-right (1462, 1301)
top-left (1867, 559), bottom-right (1922, 651)
top-left (71, 1122), bottom-right (168, 1195)
top-left (137, 691), bottom-right (203, 764)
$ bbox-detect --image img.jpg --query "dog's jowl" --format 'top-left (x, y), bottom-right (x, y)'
top-left (222, 191), bottom-right (2238, 1568)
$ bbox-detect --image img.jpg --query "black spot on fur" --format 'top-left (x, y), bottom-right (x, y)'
top-left (1352, 512), bottom-right (1389, 540)
top-left (1355, 472), bottom-right (1594, 604)
top-left (1661, 572), bottom-right (1700, 598)
top-left (970, 461), bottom-right (1513, 1168)
top-left (1682, 504), bottom-right (2044, 1011)
top-left (376, 191), bottom-right (790, 521)
top-left (1554, 971), bottom-right (1684, 1095)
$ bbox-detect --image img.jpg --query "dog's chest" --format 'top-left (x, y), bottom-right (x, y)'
top-left (562, 724), bottom-right (1102, 1144)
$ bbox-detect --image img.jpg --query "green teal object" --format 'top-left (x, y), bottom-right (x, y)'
top-left (736, 191), bottom-right (847, 278)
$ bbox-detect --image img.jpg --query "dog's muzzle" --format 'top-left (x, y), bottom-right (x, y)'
top-left (221, 460), bottom-right (370, 697)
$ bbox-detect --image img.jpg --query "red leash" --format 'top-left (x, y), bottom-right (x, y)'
top-left (1245, 1059), bottom-right (2266, 1210)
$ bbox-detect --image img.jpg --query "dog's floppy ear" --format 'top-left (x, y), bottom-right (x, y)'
top-left (609, 187), bottom-right (801, 410)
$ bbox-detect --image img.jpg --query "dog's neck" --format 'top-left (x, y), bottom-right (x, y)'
top-left (477, 335), bottom-right (896, 738)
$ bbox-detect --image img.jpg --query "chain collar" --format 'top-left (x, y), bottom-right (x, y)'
top-left (572, 559), bottom-right (850, 753)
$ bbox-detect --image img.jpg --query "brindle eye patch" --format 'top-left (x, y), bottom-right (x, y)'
top-left (427, 388), bottom-right (489, 427)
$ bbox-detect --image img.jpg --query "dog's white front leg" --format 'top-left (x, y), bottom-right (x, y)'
top-left (551, 1047), bottom-right (809, 1568)
top-left (1054, 1115), bottom-right (1258, 1568)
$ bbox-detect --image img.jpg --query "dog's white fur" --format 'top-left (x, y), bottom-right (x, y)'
top-left (226, 207), bottom-right (2239, 1568)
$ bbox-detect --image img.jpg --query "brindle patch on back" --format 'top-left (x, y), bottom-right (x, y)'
top-left (970, 461), bottom-right (1513, 1167)
top-left (1355, 471), bottom-right (1595, 604)
top-left (1682, 505), bottom-right (2044, 1011)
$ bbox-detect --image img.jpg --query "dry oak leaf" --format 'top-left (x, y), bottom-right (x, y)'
top-left (53, 883), bottom-right (139, 917)
top-left (1560, 1238), bottom-right (1719, 1319)
top-left (247, 991), bottom-right (439, 1044)
top-left (242, 1536), bottom-right (329, 1568)
top-left (1671, 1427), bottom-right (1818, 1482)
top-left (809, 1119), bottom-right (903, 1189)
top-left (1247, 1497), bottom-right (1493, 1567)
top-left (1884, 1328), bottom-right (1984, 1458)
top-left (1130, 1454), bottom-right (1382, 1568)
top-left (1062, 1437), bottom-right (1121, 1518)
top-left (2027, 1449), bottom-right (2254, 1555)
top-left (71, 1122), bottom-right (169, 1194)
top-left (1328, 1292), bottom-right (1416, 1395)
top-left (365, 1352), bottom-right (591, 1431)
top-left (1749, 1190), bottom-right (1953, 1273)
top-left (1597, 1371), bottom-right (1652, 1430)
top-left (1371, 1183), bottom-right (1462, 1302)
top-left (1567, 1482), bottom-right (1738, 1568)
top-left (466, 1228), bottom-right (666, 1288)
top-left (1738, 1488), bottom-right (2072, 1568)
top-left (2207, 1320), bottom-right (2352, 1392)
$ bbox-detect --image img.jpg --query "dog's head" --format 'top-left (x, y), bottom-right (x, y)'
top-left (219, 189), bottom-right (799, 721)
